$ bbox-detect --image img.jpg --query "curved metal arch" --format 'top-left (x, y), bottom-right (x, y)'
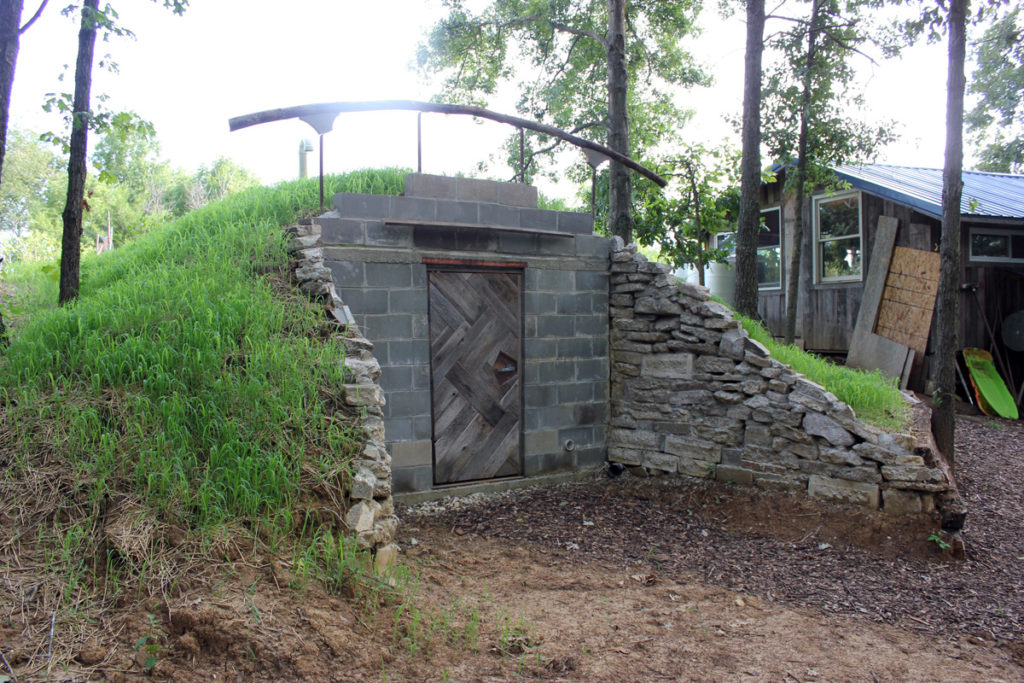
top-left (228, 100), bottom-right (667, 188)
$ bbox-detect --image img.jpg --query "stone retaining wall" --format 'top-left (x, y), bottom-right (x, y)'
top-left (608, 238), bottom-right (951, 515)
top-left (286, 219), bottom-right (398, 569)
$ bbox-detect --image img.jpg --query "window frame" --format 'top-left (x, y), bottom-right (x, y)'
top-left (756, 206), bottom-right (783, 291)
top-left (813, 190), bottom-right (863, 284)
top-left (968, 226), bottom-right (1024, 264)
top-left (711, 206), bottom-right (783, 291)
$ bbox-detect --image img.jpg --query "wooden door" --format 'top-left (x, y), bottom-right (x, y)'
top-left (428, 269), bottom-right (522, 484)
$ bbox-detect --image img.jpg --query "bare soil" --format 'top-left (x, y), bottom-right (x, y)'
top-left (3, 415), bottom-right (1023, 681)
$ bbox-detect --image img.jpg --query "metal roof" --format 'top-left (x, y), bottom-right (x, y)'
top-left (832, 164), bottom-right (1024, 221)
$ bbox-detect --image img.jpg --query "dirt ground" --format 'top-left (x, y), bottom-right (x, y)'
top-left (3, 415), bottom-right (1023, 681)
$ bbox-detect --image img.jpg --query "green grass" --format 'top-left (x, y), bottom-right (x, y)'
top-left (731, 310), bottom-right (908, 430)
top-left (0, 168), bottom-right (405, 552)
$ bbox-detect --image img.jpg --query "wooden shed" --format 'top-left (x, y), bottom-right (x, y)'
top-left (753, 164), bottom-right (1024, 396)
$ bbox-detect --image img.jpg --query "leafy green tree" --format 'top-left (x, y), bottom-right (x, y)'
top-left (762, 0), bottom-right (896, 343)
top-left (0, 128), bottom-right (65, 260)
top-left (1, 0), bottom-right (48, 190)
top-left (634, 143), bottom-right (739, 285)
top-left (419, 0), bottom-right (706, 242)
top-left (966, 7), bottom-right (1023, 173)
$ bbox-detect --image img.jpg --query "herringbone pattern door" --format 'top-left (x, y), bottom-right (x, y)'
top-left (428, 270), bottom-right (522, 484)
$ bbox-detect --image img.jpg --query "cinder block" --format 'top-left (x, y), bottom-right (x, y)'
top-left (387, 390), bottom-right (431, 418)
top-left (525, 404), bottom-right (574, 431)
top-left (387, 340), bottom-right (430, 365)
top-left (411, 314), bottom-right (429, 339)
top-left (524, 338), bottom-right (558, 359)
top-left (524, 292), bottom-right (557, 315)
top-left (557, 337), bottom-right (591, 358)
top-left (554, 292), bottom-right (584, 315)
top-left (365, 262), bottom-right (412, 288)
top-left (536, 269), bottom-right (574, 291)
top-left (436, 199), bottom-right (480, 224)
top-left (404, 173), bottom-right (457, 200)
top-left (519, 208), bottom-right (558, 229)
top-left (365, 221), bottom-right (412, 247)
top-left (320, 216), bottom-right (364, 245)
top-left (525, 384), bottom-right (559, 407)
top-left (575, 234), bottom-right (611, 258)
top-left (393, 465), bottom-right (433, 494)
top-left (524, 429), bottom-right (560, 455)
top-left (413, 226), bottom-right (457, 250)
top-left (455, 228), bottom-right (498, 252)
top-left (575, 270), bottom-right (609, 292)
top-left (497, 231), bottom-right (539, 255)
top-left (390, 196), bottom-right (437, 221)
top-left (391, 440), bottom-right (433, 468)
top-left (338, 287), bottom-right (388, 315)
top-left (536, 315), bottom-right (575, 338)
top-left (557, 211), bottom-right (593, 235)
top-left (576, 314), bottom-right (608, 336)
top-left (496, 182), bottom-right (539, 208)
top-left (524, 451), bottom-right (573, 476)
top-left (380, 365), bottom-right (413, 392)
top-left (558, 426), bottom-right (595, 449)
top-left (389, 288), bottom-right (428, 314)
top-left (537, 235), bottom-right (575, 256)
top-left (479, 203), bottom-right (521, 227)
top-left (575, 402), bottom-right (606, 425)
top-left (576, 358), bottom-right (607, 381)
top-left (327, 261), bottom-right (365, 288)
top-left (334, 193), bottom-right (389, 218)
top-left (362, 314), bottom-right (412, 341)
top-left (575, 447), bottom-right (606, 469)
top-left (558, 382), bottom-right (594, 404)
top-left (456, 177), bottom-right (499, 204)
top-left (412, 415), bottom-right (433, 440)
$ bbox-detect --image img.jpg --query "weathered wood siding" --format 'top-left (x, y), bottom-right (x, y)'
top-left (759, 189), bottom-right (942, 354)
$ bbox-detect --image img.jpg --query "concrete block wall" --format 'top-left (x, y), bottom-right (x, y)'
top-left (320, 173), bottom-right (611, 495)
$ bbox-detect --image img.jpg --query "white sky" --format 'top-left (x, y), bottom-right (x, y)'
top-left (7, 0), bottom-right (958, 203)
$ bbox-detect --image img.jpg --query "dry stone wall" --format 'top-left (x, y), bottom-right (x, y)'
top-left (286, 219), bottom-right (398, 569)
top-left (608, 238), bottom-right (950, 515)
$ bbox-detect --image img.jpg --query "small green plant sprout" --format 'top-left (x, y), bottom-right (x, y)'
top-left (133, 613), bottom-right (163, 673)
top-left (928, 532), bottom-right (952, 551)
top-left (494, 615), bottom-right (540, 657)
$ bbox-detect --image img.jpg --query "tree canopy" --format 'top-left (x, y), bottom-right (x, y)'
top-left (419, 0), bottom-right (707, 240)
top-left (966, 7), bottom-right (1023, 173)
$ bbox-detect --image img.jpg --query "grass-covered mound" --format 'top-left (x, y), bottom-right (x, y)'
top-left (0, 170), bottom-right (406, 676)
top-left (732, 312), bottom-right (909, 431)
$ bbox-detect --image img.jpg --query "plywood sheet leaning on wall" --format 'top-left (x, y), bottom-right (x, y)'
top-left (847, 217), bottom-right (914, 387)
top-left (875, 246), bottom-right (941, 356)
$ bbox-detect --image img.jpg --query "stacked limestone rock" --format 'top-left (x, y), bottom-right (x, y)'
top-left (286, 218), bottom-right (398, 570)
top-left (608, 238), bottom-right (950, 516)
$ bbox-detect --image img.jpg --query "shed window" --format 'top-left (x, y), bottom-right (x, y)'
top-left (814, 192), bottom-right (862, 283)
top-left (969, 228), bottom-right (1024, 263)
top-left (713, 207), bottom-right (781, 289)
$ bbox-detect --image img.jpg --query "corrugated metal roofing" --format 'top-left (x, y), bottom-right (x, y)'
top-left (832, 164), bottom-right (1024, 220)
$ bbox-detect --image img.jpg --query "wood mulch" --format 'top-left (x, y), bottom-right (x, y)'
top-left (403, 415), bottom-right (1024, 647)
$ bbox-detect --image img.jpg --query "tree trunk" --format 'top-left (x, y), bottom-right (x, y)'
top-left (0, 0), bottom-right (24, 186)
top-left (59, 0), bottom-right (99, 305)
top-left (606, 0), bottom-right (633, 244)
top-left (734, 0), bottom-right (765, 319)
top-left (784, 0), bottom-right (822, 345)
top-left (933, 0), bottom-right (967, 467)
